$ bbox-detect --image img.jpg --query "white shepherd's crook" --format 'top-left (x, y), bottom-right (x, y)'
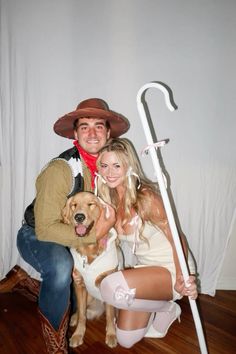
top-left (137, 82), bottom-right (208, 354)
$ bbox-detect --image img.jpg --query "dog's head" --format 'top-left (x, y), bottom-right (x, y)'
top-left (62, 192), bottom-right (103, 238)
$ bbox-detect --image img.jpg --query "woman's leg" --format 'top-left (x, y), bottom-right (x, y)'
top-left (100, 267), bottom-right (180, 347)
top-left (100, 267), bottom-right (173, 311)
top-left (116, 303), bottom-right (181, 347)
top-left (123, 266), bottom-right (173, 300)
top-left (116, 310), bottom-right (153, 348)
top-left (17, 224), bottom-right (73, 329)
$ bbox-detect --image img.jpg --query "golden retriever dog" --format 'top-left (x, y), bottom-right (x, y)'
top-left (62, 191), bottom-right (118, 348)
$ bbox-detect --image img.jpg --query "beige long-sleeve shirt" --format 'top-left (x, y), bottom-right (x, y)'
top-left (34, 159), bottom-right (95, 247)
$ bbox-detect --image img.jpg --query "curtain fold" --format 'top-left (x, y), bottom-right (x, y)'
top-left (1, 0), bottom-right (236, 294)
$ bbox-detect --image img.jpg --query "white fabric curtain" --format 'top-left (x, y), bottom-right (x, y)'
top-left (1, 0), bottom-right (236, 294)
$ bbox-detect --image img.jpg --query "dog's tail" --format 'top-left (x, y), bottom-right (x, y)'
top-left (86, 296), bottom-right (105, 320)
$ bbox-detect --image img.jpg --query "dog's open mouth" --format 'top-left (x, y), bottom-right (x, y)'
top-left (75, 221), bottom-right (94, 237)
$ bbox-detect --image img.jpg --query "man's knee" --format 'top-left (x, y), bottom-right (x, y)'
top-left (43, 247), bottom-right (73, 288)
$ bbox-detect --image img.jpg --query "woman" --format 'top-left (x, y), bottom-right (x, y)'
top-left (96, 138), bottom-right (197, 348)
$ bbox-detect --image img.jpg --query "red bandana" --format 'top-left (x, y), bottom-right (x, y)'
top-left (73, 141), bottom-right (98, 189)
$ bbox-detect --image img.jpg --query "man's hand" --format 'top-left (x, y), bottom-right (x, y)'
top-left (174, 274), bottom-right (198, 300)
top-left (95, 202), bottom-right (116, 241)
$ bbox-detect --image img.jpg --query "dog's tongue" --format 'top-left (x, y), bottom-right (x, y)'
top-left (75, 224), bottom-right (87, 237)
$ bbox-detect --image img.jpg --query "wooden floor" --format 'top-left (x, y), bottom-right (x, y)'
top-left (0, 291), bottom-right (235, 354)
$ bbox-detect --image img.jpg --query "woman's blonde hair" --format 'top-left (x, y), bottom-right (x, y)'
top-left (96, 138), bottom-right (161, 232)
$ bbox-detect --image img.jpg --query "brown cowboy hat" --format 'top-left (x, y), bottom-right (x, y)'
top-left (53, 98), bottom-right (130, 139)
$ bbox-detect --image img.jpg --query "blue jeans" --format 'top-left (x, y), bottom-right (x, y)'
top-left (17, 224), bottom-right (74, 330)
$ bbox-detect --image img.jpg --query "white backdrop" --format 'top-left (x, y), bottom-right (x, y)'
top-left (1, 0), bottom-right (236, 296)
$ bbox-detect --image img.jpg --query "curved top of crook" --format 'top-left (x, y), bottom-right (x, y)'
top-left (136, 81), bottom-right (177, 112)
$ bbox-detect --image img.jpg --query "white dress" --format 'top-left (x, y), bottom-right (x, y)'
top-left (119, 219), bottom-right (195, 301)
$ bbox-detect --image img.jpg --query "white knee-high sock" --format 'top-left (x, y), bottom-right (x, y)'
top-left (100, 271), bottom-right (170, 312)
top-left (116, 313), bottom-right (155, 348)
top-left (116, 326), bottom-right (147, 348)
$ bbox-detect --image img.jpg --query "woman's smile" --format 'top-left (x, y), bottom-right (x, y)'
top-left (98, 151), bottom-right (126, 189)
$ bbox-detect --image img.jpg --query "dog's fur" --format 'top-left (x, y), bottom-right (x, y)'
top-left (62, 191), bottom-right (117, 348)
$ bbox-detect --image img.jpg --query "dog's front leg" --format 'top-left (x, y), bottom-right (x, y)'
top-left (105, 303), bottom-right (117, 348)
top-left (69, 281), bottom-right (87, 347)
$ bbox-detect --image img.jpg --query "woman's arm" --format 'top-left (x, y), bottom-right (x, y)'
top-left (143, 191), bottom-right (197, 297)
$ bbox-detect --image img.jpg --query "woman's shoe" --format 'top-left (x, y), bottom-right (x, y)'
top-left (145, 302), bottom-right (181, 338)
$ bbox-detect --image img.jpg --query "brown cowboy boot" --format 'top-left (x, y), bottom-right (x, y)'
top-left (0, 265), bottom-right (40, 302)
top-left (38, 307), bottom-right (70, 354)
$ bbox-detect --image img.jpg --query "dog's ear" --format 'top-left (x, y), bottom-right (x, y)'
top-left (62, 197), bottom-right (73, 224)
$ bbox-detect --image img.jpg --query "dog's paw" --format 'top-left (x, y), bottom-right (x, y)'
top-left (69, 313), bottom-right (78, 327)
top-left (105, 333), bottom-right (117, 348)
top-left (69, 334), bottom-right (84, 347)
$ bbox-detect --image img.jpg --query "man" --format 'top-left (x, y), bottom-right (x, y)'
top-left (0, 98), bottom-right (130, 353)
